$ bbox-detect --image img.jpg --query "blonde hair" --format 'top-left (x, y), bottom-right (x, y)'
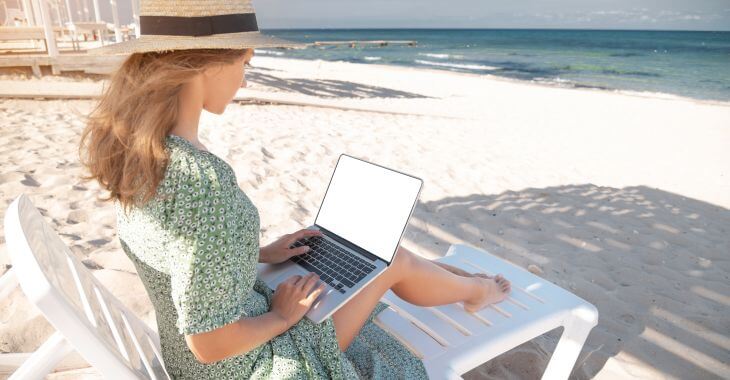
top-left (79, 48), bottom-right (252, 215)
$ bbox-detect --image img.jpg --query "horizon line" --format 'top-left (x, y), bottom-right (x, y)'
top-left (259, 27), bottom-right (730, 33)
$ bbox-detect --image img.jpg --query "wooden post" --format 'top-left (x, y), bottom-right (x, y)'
top-left (109, 0), bottom-right (121, 42)
top-left (63, 0), bottom-right (80, 50)
top-left (21, 0), bottom-right (35, 25)
top-left (64, 0), bottom-right (74, 23)
top-left (31, 0), bottom-right (43, 27)
top-left (130, 0), bottom-right (139, 37)
top-left (35, 0), bottom-right (59, 58)
top-left (22, 0), bottom-right (42, 48)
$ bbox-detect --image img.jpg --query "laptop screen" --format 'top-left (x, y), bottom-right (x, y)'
top-left (314, 154), bottom-right (423, 264)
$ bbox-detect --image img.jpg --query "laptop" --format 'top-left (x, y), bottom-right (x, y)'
top-left (257, 153), bottom-right (423, 324)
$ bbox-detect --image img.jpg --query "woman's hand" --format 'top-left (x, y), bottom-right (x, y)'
top-left (270, 273), bottom-right (326, 329)
top-left (259, 228), bottom-right (324, 264)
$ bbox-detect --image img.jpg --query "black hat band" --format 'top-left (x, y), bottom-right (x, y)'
top-left (140, 13), bottom-right (259, 37)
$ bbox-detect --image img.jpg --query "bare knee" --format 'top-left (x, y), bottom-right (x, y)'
top-left (388, 246), bottom-right (416, 276)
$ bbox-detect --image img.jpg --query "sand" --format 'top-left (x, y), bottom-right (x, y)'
top-left (0, 56), bottom-right (728, 379)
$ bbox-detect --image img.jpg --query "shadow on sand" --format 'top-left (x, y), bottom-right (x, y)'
top-left (246, 71), bottom-right (432, 99)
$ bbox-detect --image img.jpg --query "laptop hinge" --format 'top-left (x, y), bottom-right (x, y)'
top-left (314, 224), bottom-right (387, 264)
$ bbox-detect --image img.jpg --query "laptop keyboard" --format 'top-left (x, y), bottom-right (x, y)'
top-left (289, 235), bottom-right (377, 293)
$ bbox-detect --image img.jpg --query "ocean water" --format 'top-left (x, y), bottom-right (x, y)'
top-left (256, 29), bottom-right (730, 102)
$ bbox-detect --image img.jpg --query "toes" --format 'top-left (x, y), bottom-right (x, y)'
top-left (495, 275), bottom-right (509, 284)
top-left (495, 276), bottom-right (511, 292)
top-left (488, 275), bottom-right (512, 293)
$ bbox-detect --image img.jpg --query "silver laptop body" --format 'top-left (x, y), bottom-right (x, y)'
top-left (257, 153), bottom-right (423, 324)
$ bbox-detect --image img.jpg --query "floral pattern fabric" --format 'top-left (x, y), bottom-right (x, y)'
top-left (114, 134), bottom-right (429, 379)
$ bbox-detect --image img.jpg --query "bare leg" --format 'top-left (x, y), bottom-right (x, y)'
top-left (433, 261), bottom-right (492, 278)
top-left (331, 246), bottom-right (510, 351)
top-left (389, 248), bottom-right (510, 307)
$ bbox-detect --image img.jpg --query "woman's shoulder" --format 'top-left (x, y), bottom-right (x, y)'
top-left (163, 134), bottom-right (236, 192)
top-left (164, 134), bottom-right (214, 169)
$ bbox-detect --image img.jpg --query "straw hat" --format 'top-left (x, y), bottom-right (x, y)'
top-left (90, 0), bottom-right (301, 54)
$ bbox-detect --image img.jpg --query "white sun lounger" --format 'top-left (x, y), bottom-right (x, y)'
top-left (373, 243), bottom-right (599, 379)
top-left (3, 194), bottom-right (170, 380)
top-left (3, 193), bottom-right (597, 379)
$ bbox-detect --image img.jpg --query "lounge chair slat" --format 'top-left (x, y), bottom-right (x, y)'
top-left (431, 303), bottom-right (491, 334)
top-left (372, 306), bottom-right (445, 360)
top-left (381, 289), bottom-right (469, 347)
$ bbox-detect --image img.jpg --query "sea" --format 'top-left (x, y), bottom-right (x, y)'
top-left (256, 29), bottom-right (730, 102)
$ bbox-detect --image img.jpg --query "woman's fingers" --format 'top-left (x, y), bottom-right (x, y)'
top-left (305, 282), bottom-right (327, 304)
top-left (292, 274), bottom-right (307, 287)
top-left (288, 274), bottom-right (302, 283)
top-left (288, 245), bottom-right (311, 257)
top-left (300, 273), bottom-right (320, 294)
top-left (287, 228), bottom-right (323, 245)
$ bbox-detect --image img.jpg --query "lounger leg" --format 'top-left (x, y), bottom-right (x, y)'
top-left (9, 331), bottom-right (74, 380)
top-left (541, 315), bottom-right (595, 380)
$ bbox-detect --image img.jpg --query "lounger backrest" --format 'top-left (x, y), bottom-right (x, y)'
top-left (4, 194), bottom-right (170, 380)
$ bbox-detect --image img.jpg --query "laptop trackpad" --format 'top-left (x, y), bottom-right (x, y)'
top-left (268, 263), bottom-right (318, 289)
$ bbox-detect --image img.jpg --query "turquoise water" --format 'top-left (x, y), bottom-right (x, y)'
top-left (257, 29), bottom-right (730, 102)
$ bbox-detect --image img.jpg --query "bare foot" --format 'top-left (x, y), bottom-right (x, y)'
top-left (434, 261), bottom-right (493, 279)
top-left (463, 274), bottom-right (511, 313)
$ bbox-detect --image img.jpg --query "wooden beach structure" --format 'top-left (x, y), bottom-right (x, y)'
top-left (0, 0), bottom-right (137, 75)
top-left (1, 2), bottom-right (418, 76)
top-left (311, 40), bottom-right (417, 48)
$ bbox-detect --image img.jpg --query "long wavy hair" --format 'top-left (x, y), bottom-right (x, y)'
top-left (79, 48), bottom-right (251, 215)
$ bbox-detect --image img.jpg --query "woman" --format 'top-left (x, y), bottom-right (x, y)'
top-left (79, 1), bottom-right (511, 378)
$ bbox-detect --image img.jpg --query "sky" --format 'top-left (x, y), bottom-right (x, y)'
top-left (28, 0), bottom-right (730, 31)
top-left (253, 0), bottom-right (730, 31)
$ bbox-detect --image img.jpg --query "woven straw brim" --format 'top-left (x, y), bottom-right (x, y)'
top-left (88, 31), bottom-right (302, 55)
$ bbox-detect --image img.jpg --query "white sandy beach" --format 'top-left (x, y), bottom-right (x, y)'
top-left (0, 56), bottom-right (729, 379)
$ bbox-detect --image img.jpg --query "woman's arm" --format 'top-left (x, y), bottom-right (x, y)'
top-left (184, 272), bottom-right (325, 364)
top-left (185, 311), bottom-right (288, 364)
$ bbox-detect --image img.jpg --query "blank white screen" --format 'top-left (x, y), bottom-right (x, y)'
top-left (315, 155), bottom-right (422, 263)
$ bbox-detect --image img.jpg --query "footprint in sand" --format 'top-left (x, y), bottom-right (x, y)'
top-left (82, 259), bottom-right (104, 270)
top-left (261, 147), bottom-right (275, 160)
top-left (67, 210), bottom-right (87, 224)
top-left (21, 174), bottom-right (41, 187)
top-left (88, 238), bottom-right (111, 247)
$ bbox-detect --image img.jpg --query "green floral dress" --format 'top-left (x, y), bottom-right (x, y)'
top-left (114, 134), bottom-right (429, 379)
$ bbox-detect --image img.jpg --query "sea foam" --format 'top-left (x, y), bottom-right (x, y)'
top-left (414, 60), bottom-right (497, 71)
top-left (255, 49), bottom-right (285, 56)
